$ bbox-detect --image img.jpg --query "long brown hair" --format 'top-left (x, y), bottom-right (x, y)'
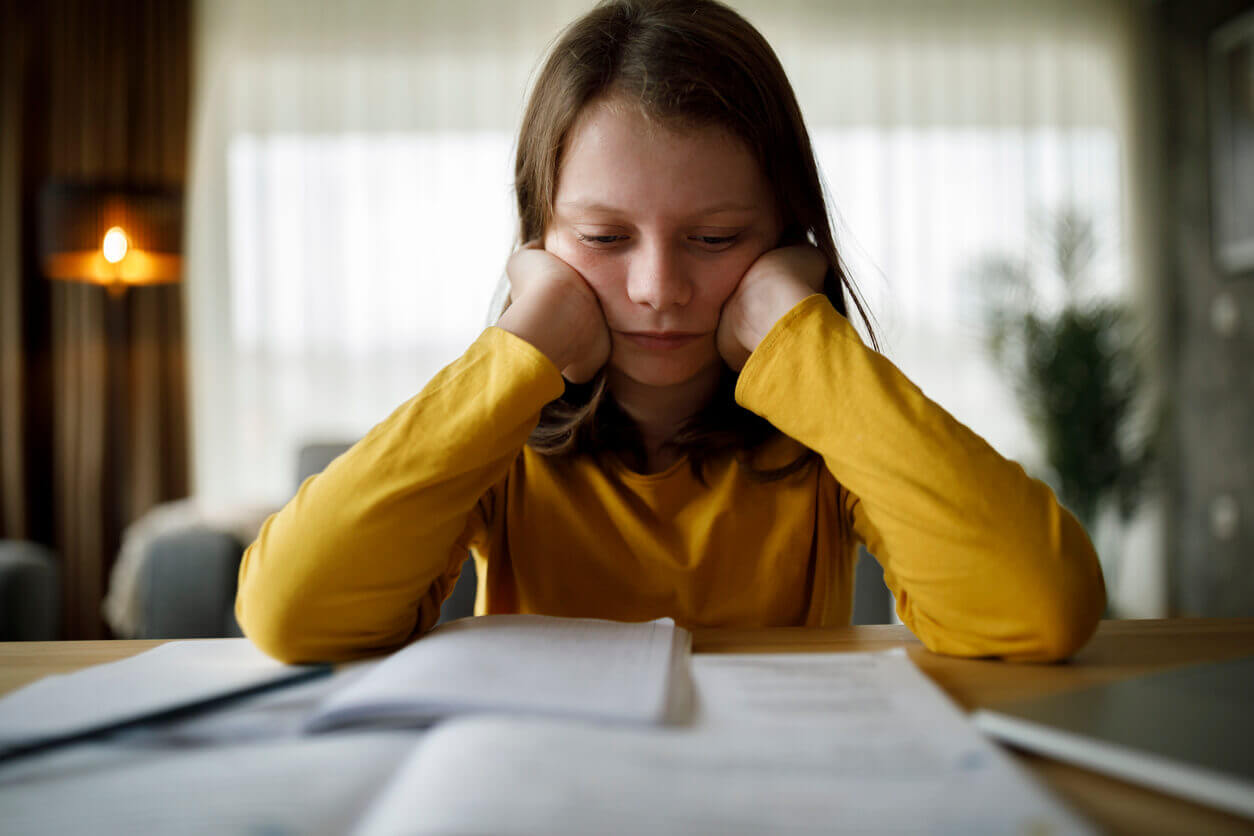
top-left (514, 0), bottom-right (876, 479)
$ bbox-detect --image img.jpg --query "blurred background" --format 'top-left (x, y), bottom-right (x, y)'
top-left (1, 0), bottom-right (1250, 640)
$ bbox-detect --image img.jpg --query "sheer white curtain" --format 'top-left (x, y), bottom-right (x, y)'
top-left (187, 0), bottom-right (1158, 608)
top-left (188, 0), bottom-right (587, 505)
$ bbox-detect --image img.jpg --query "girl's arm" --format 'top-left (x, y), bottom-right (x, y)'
top-left (724, 257), bottom-right (1105, 662)
top-left (237, 247), bottom-right (602, 664)
top-left (234, 329), bottom-right (565, 663)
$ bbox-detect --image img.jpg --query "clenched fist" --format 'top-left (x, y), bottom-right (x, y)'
top-left (497, 242), bottom-right (612, 383)
top-left (716, 245), bottom-right (829, 371)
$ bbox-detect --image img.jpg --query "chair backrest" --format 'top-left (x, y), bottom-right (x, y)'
top-left (295, 442), bottom-right (354, 490)
top-left (852, 546), bottom-right (893, 625)
top-left (0, 541), bottom-right (60, 640)
top-left (142, 528), bottom-right (245, 639)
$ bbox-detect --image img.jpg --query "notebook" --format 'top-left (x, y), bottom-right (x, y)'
top-left (305, 614), bottom-right (689, 732)
top-left (971, 654), bottom-right (1254, 820)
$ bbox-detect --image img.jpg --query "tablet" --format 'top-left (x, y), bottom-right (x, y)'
top-left (971, 654), bottom-right (1254, 820)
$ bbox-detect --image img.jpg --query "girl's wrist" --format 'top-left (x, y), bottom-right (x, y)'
top-left (737, 280), bottom-right (813, 354)
top-left (498, 293), bottom-right (577, 371)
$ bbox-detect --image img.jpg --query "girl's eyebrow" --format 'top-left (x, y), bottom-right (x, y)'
top-left (556, 199), bottom-right (759, 216)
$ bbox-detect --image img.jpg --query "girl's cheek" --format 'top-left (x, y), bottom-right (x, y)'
top-left (547, 234), bottom-right (617, 294)
top-left (575, 261), bottom-right (621, 303)
top-left (545, 230), bottom-right (592, 272)
top-left (704, 260), bottom-right (752, 303)
top-left (543, 227), bottom-right (590, 266)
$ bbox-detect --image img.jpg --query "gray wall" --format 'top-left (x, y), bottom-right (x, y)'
top-left (1159, 0), bottom-right (1254, 616)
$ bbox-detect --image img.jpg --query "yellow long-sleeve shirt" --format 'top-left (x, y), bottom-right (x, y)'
top-left (235, 294), bottom-right (1105, 664)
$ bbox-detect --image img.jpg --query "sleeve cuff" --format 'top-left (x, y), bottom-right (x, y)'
top-left (735, 293), bottom-right (845, 408)
top-left (484, 325), bottom-right (566, 401)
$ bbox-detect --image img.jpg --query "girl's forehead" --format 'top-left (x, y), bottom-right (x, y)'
top-left (565, 97), bottom-right (749, 167)
top-left (556, 99), bottom-right (772, 219)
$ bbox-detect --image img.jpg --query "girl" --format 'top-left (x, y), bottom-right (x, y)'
top-left (235, 0), bottom-right (1105, 664)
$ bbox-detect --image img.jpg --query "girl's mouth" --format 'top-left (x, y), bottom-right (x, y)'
top-left (618, 331), bottom-right (704, 350)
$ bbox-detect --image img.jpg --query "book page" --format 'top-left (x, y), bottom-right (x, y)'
top-left (307, 615), bottom-right (686, 731)
top-left (355, 650), bottom-right (1093, 835)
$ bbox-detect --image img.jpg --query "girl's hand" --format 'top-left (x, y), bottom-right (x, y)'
top-left (497, 242), bottom-right (611, 382)
top-left (717, 245), bottom-right (829, 371)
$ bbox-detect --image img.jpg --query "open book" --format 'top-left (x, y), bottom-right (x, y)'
top-left (305, 614), bottom-right (690, 732)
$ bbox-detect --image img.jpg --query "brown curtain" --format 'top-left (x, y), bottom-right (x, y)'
top-left (0, 0), bottom-right (190, 638)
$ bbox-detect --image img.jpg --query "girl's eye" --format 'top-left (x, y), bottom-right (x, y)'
top-left (692, 234), bottom-right (739, 248)
top-left (574, 232), bottom-right (627, 245)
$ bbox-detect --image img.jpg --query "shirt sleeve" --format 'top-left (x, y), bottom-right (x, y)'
top-left (235, 327), bottom-right (565, 663)
top-left (734, 294), bottom-right (1106, 662)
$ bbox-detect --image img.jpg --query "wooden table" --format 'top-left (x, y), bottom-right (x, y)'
top-left (3, 618), bottom-right (1253, 835)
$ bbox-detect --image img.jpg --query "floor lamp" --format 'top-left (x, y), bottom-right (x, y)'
top-left (36, 180), bottom-right (183, 636)
top-left (38, 181), bottom-right (183, 295)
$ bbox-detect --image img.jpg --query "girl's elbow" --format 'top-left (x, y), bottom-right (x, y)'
top-left (235, 558), bottom-right (326, 664)
top-left (1029, 592), bottom-right (1103, 661)
top-left (1022, 548), bottom-right (1107, 662)
top-left (236, 589), bottom-right (312, 664)
top-left (1016, 502), bottom-right (1107, 661)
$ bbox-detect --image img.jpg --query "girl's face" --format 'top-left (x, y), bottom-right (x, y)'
top-left (544, 99), bottom-right (782, 390)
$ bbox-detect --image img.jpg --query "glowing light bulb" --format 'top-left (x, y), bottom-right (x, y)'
top-left (102, 227), bottom-right (129, 263)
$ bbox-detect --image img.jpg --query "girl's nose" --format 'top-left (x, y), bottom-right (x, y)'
top-left (625, 242), bottom-right (692, 311)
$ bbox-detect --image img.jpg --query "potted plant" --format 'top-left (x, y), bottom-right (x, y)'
top-left (973, 209), bottom-right (1159, 599)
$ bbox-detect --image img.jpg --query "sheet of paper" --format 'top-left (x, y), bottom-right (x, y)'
top-left (0, 661), bottom-right (382, 794)
top-left (0, 731), bottom-right (416, 836)
top-left (308, 615), bottom-right (686, 731)
top-left (354, 650), bottom-right (1094, 835)
top-left (0, 639), bottom-right (328, 752)
top-left (111, 658), bottom-right (382, 747)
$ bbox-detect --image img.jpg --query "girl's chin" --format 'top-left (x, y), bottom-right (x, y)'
top-left (607, 353), bottom-right (723, 390)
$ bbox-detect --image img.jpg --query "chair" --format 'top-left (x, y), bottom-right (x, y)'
top-left (0, 540), bottom-right (61, 640)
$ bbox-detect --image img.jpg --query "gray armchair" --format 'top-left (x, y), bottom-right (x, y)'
top-left (140, 527), bottom-right (247, 638)
top-left (0, 540), bottom-right (61, 640)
